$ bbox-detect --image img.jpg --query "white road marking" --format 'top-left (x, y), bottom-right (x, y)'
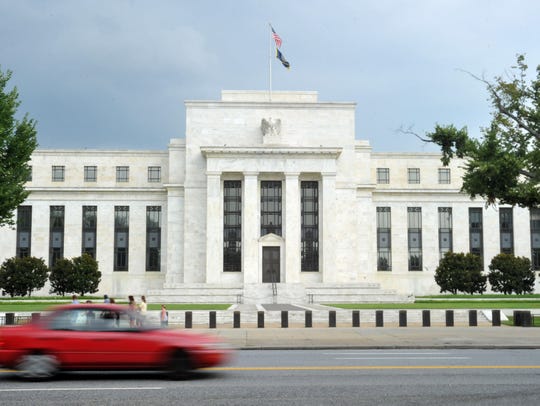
top-left (0, 387), bottom-right (162, 392)
top-left (323, 352), bottom-right (450, 355)
top-left (336, 356), bottom-right (470, 360)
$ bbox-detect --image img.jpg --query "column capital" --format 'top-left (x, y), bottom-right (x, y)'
top-left (206, 171), bottom-right (222, 177)
top-left (284, 172), bottom-right (301, 178)
top-left (243, 171), bottom-right (259, 177)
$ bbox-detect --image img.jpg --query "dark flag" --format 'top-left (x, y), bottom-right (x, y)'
top-left (276, 49), bottom-right (290, 69)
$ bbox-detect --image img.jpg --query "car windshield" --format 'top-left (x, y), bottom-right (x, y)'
top-left (47, 308), bottom-right (145, 331)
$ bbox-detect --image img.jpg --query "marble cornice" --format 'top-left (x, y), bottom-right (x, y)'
top-left (372, 188), bottom-right (465, 195)
top-left (185, 101), bottom-right (356, 110)
top-left (32, 149), bottom-right (167, 157)
top-left (201, 146), bottom-right (342, 158)
top-left (26, 187), bottom-right (167, 193)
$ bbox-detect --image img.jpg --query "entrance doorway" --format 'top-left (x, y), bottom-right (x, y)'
top-left (262, 247), bottom-right (280, 283)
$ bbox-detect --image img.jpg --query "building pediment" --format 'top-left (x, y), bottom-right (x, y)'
top-left (259, 233), bottom-right (283, 243)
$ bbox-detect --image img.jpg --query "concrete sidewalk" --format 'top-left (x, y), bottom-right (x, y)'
top-left (201, 326), bottom-right (540, 350)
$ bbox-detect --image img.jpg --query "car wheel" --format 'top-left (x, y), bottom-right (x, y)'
top-left (15, 353), bottom-right (59, 381)
top-left (167, 350), bottom-right (192, 380)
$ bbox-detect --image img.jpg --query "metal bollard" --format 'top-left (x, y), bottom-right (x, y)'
top-left (492, 310), bottom-right (501, 327)
top-left (281, 311), bottom-right (289, 328)
top-left (375, 310), bottom-right (384, 327)
top-left (233, 311), bottom-right (241, 328)
top-left (445, 310), bottom-right (454, 327)
top-left (513, 310), bottom-right (523, 326)
top-left (209, 311), bottom-right (216, 329)
top-left (399, 310), bottom-right (407, 327)
top-left (469, 310), bottom-right (477, 326)
top-left (185, 311), bottom-right (193, 329)
top-left (422, 310), bottom-right (431, 327)
top-left (257, 311), bottom-right (265, 328)
top-left (329, 310), bottom-right (336, 328)
top-left (6, 313), bottom-right (15, 325)
top-left (352, 310), bottom-right (360, 327)
top-left (305, 310), bottom-right (312, 328)
top-left (521, 311), bottom-right (532, 327)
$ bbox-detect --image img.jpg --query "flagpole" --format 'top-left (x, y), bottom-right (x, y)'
top-left (268, 22), bottom-right (272, 102)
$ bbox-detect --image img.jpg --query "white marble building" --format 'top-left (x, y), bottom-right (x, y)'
top-left (1, 90), bottom-right (538, 302)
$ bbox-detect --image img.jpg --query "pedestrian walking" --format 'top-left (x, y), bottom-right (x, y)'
top-left (160, 305), bottom-right (168, 327)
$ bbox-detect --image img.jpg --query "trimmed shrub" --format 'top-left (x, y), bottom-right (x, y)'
top-left (488, 253), bottom-right (535, 294)
top-left (0, 256), bottom-right (48, 297)
top-left (435, 252), bottom-right (486, 294)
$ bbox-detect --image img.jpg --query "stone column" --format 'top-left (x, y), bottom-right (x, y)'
top-left (243, 172), bottom-right (259, 284)
top-left (285, 172), bottom-right (301, 283)
top-left (165, 185), bottom-right (184, 286)
top-left (321, 172), bottom-right (336, 283)
top-left (205, 172), bottom-right (222, 283)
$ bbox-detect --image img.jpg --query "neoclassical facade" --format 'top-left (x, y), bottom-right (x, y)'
top-left (1, 90), bottom-right (538, 302)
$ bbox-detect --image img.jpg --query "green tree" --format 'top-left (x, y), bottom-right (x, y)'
top-left (71, 254), bottom-right (101, 296)
top-left (422, 55), bottom-right (540, 208)
top-left (49, 258), bottom-right (76, 296)
top-left (488, 253), bottom-right (535, 294)
top-left (434, 252), bottom-right (486, 294)
top-left (0, 68), bottom-right (38, 226)
top-left (0, 256), bottom-right (48, 297)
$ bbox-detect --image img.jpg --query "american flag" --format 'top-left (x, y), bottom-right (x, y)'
top-left (271, 26), bottom-right (282, 48)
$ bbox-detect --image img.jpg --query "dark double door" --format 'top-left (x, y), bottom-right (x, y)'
top-left (262, 247), bottom-right (280, 283)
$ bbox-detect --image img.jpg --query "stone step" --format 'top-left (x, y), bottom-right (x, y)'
top-left (147, 282), bottom-right (412, 304)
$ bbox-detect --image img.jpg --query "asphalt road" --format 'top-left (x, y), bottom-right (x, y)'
top-left (1, 349), bottom-right (539, 405)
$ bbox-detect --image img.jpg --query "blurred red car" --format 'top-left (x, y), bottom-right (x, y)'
top-left (0, 304), bottom-right (232, 380)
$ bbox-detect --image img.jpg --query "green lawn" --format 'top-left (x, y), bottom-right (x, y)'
top-left (329, 301), bottom-right (540, 310)
top-left (1, 294), bottom-right (540, 313)
top-left (418, 294), bottom-right (540, 299)
top-left (0, 302), bottom-right (231, 312)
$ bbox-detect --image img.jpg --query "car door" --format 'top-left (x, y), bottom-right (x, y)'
top-left (44, 308), bottom-right (161, 369)
top-left (42, 308), bottom-right (103, 367)
top-left (84, 309), bottom-right (161, 368)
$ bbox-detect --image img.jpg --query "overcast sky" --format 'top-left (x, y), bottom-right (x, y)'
top-left (1, 0), bottom-right (539, 152)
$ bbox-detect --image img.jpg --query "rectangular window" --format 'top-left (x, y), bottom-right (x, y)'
top-left (82, 206), bottom-right (97, 258)
top-left (376, 168), bottom-right (390, 184)
top-left (27, 166), bottom-right (32, 182)
top-left (116, 166), bottom-right (129, 182)
top-left (146, 206), bottom-right (161, 271)
top-left (16, 206), bottom-right (32, 258)
top-left (301, 181), bottom-right (319, 272)
top-left (531, 208), bottom-right (540, 270)
top-left (408, 207), bottom-right (422, 271)
top-left (376, 207), bottom-right (391, 271)
top-left (261, 181), bottom-right (282, 236)
top-left (147, 166), bottom-right (161, 183)
top-left (407, 168), bottom-right (420, 184)
top-left (223, 181), bottom-right (242, 272)
top-left (438, 168), bottom-right (451, 184)
top-left (499, 208), bottom-right (514, 255)
top-left (49, 206), bottom-right (65, 267)
top-left (469, 208), bottom-right (483, 259)
top-left (438, 207), bottom-right (453, 258)
top-left (114, 206), bottom-right (129, 271)
top-left (52, 165), bottom-right (65, 182)
top-left (84, 166), bottom-right (97, 182)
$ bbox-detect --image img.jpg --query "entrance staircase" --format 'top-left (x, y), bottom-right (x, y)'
top-left (147, 282), bottom-right (412, 304)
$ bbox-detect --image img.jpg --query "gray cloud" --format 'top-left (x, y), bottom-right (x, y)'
top-left (1, 0), bottom-right (539, 152)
